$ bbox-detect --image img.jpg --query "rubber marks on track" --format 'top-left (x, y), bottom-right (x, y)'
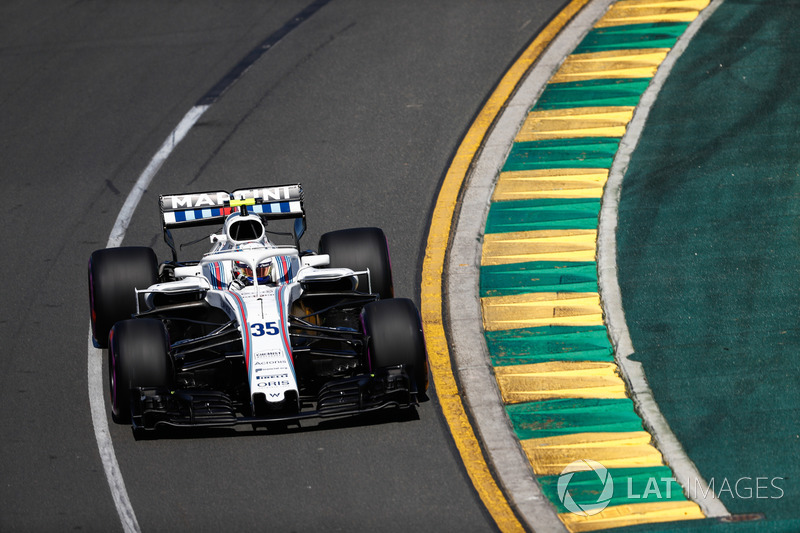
top-left (479, 0), bottom-right (711, 531)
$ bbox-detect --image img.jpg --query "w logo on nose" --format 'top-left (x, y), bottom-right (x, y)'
top-left (557, 459), bottom-right (614, 516)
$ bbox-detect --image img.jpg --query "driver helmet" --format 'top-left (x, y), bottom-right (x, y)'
top-left (234, 260), bottom-right (273, 284)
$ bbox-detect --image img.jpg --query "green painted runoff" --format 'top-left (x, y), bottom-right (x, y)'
top-left (616, 0), bottom-right (800, 523)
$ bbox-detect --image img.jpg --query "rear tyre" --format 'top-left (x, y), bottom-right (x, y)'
top-left (89, 246), bottom-right (158, 348)
top-left (108, 319), bottom-right (172, 424)
top-left (362, 298), bottom-right (428, 393)
top-left (319, 227), bottom-right (393, 299)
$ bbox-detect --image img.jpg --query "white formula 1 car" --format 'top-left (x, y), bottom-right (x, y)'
top-left (88, 184), bottom-right (428, 431)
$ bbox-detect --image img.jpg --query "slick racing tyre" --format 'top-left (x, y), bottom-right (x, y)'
top-left (362, 298), bottom-right (428, 393)
top-left (88, 246), bottom-right (158, 348)
top-left (319, 227), bottom-right (394, 300)
top-left (108, 319), bottom-right (172, 424)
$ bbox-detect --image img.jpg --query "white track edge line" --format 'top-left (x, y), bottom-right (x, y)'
top-left (445, 1), bottom-right (614, 531)
top-left (596, 0), bottom-right (730, 518)
top-left (87, 104), bottom-right (210, 533)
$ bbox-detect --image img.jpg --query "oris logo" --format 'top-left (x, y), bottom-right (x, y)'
top-left (257, 380), bottom-right (291, 388)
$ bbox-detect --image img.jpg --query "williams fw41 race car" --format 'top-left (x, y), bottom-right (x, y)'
top-left (88, 184), bottom-right (428, 432)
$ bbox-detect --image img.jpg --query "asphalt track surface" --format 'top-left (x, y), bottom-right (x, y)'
top-left (0, 1), bottom-right (569, 531)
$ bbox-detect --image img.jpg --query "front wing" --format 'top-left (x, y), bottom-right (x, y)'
top-left (130, 366), bottom-right (417, 431)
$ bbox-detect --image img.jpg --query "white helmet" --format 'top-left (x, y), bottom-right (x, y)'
top-left (234, 260), bottom-right (273, 284)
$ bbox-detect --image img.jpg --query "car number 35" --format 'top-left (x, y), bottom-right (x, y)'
top-left (251, 322), bottom-right (280, 336)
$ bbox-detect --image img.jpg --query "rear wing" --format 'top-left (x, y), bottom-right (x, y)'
top-left (159, 184), bottom-right (305, 260)
top-left (160, 184), bottom-right (304, 229)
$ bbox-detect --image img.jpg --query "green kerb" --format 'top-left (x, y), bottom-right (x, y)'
top-left (503, 138), bottom-right (620, 171)
top-left (481, 261), bottom-right (598, 296)
top-left (573, 22), bottom-right (690, 54)
top-left (485, 325), bottom-right (613, 366)
top-left (539, 466), bottom-right (688, 514)
top-left (536, 78), bottom-right (652, 110)
top-left (506, 398), bottom-right (642, 439)
top-left (484, 198), bottom-right (601, 234)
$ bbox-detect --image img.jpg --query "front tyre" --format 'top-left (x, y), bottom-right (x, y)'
top-left (362, 298), bottom-right (428, 394)
top-left (88, 246), bottom-right (158, 348)
top-left (108, 319), bottom-right (172, 424)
